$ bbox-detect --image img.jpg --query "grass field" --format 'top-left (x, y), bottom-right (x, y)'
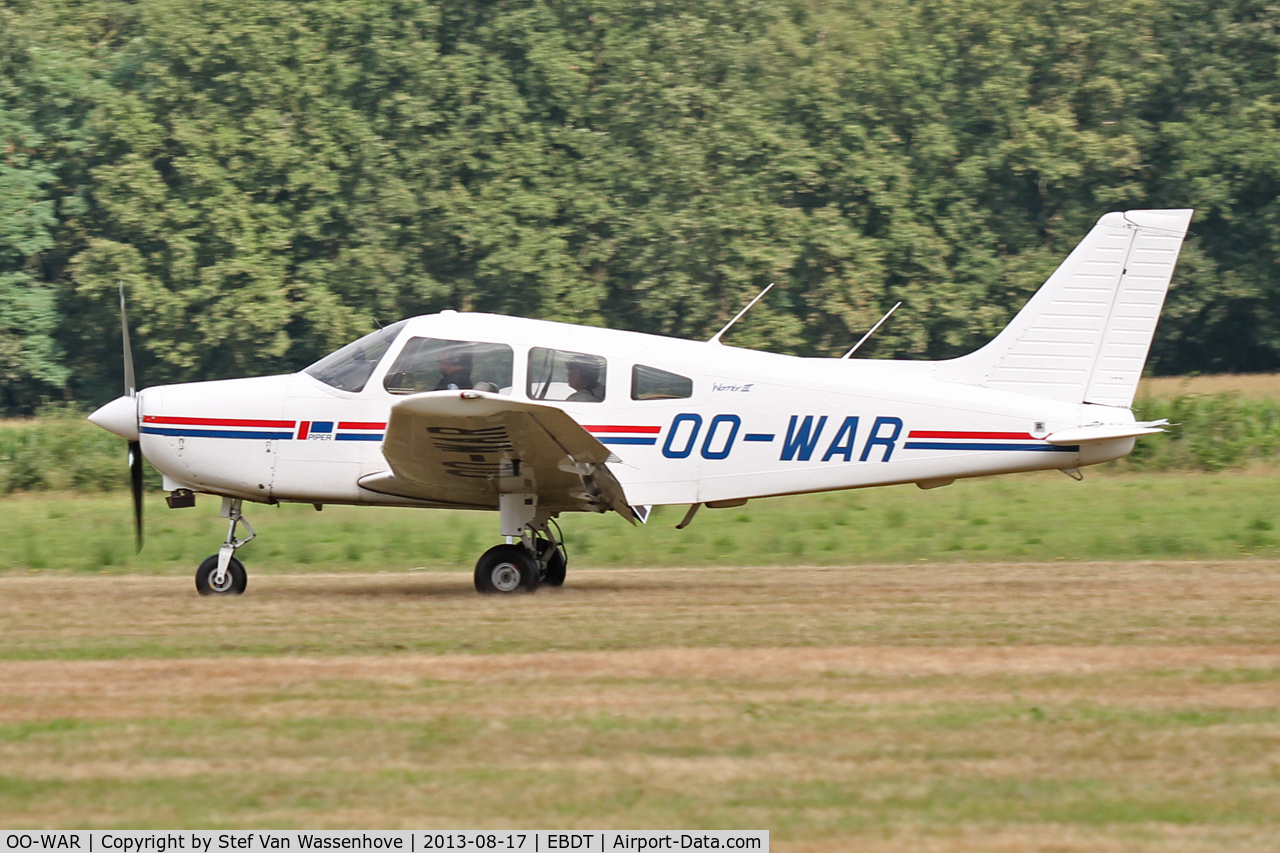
top-left (3, 471), bottom-right (1280, 576)
top-left (6, 394), bottom-right (1280, 846)
top-left (1, 562), bottom-right (1278, 850)
top-left (1138, 372), bottom-right (1280, 398)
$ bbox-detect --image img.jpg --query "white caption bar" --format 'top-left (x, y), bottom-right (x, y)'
top-left (0, 833), bottom-right (767, 853)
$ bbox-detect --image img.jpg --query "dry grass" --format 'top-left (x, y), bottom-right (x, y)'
top-left (2, 564), bottom-right (1280, 849)
top-left (1139, 373), bottom-right (1280, 399)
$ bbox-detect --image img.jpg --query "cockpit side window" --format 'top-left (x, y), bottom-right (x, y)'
top-left (527, 348), bottom-right (607, 403)
top-left (632, 364), bottom-right (693, 400)
top-left (304, 321), bottom-right (407, 393)
top-left (383, 337), bottom-right (514, 395)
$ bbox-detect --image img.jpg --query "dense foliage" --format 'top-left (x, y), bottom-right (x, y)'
top-left (3, 0), bottom-right (1280, 412)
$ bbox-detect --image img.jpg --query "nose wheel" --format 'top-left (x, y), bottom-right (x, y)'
top-left (196, 498), bottom-right (254, 596)
top-left (196, 554), bottom-right (247, 595)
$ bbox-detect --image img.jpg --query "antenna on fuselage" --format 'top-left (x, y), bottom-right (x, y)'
top-left (841, 301), bottom-right (902, 359)
top-left (707, 282), bottom-right (775, 345)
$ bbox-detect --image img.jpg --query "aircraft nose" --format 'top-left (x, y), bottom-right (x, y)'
top-left (88, 395), bottom-right (140, 441)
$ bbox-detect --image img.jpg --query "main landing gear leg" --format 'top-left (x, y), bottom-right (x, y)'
top-left (534, 519), bottom-right (567, 587)
top-left (195, 497), bottom-right (254, 595)
top-left (474, 494), bottom-right (567, 594)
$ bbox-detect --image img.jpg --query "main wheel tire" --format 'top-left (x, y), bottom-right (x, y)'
top-left (195, 555), bottom-right (248, 595)
top-left (474, 544), bottom-right (539, 594)
top-left (537, 538), bottom-right (567, 587)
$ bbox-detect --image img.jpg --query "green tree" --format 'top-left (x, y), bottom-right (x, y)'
top-left (7, 0), bottom-right (1280, 418)
top-left (0, 104), bottom-right (65, 410)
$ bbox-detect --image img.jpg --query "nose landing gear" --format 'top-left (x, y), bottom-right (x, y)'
top-left (195, 497), bottom-right (254, 596)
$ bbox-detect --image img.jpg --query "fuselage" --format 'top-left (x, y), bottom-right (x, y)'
top-left (133, 311), bottom-right (1136, 510)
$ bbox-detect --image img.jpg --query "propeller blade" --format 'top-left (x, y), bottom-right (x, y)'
top-left (129, 440), bottom-right (144, 553)
top-left (120, 282), bottom-right (136, 397)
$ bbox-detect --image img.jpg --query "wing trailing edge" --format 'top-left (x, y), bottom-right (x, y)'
top-left (368, 390), bottom-right (637, 519)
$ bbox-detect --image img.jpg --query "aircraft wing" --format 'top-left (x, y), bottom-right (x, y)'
top-left (357, 390), bottom-right (640, 522)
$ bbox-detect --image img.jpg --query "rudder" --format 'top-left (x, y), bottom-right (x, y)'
top-left (937, 209), bottom-right (1193, 408)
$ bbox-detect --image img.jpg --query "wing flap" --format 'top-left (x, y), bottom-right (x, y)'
top-left (376, 390), bottom-right (632, 516)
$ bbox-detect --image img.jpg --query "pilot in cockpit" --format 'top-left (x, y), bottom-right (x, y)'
top-left (434, 348), bottom-right (473, 391)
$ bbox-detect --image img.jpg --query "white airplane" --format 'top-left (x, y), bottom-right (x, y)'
top-left (89, 208), bottom-right (1192, 595)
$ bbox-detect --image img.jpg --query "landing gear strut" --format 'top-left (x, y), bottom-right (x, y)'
top-left (195, 498), bottom-right (254, 595)
top-left (537, 521), bottom-right (567, 587)
top-left (473, 494), bottom-right (568, 594)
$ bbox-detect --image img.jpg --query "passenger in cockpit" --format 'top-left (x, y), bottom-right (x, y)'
top-left (565, 358), bottom-right (604, 402)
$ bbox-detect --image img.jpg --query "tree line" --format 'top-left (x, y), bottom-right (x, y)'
top-left (3, 0), bottom-right (1280, 414)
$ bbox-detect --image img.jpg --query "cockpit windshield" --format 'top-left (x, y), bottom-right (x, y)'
top-left (304, 321), bottom-right (407, 392)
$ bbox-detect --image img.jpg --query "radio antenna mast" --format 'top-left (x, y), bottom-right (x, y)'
top-left (841, 301), bottom-right (902, 359)
top-left (708, 283), bottom-right (775, 345)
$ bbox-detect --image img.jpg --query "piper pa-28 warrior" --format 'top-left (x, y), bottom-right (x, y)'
top-left (89, 208), bottom-right (1192, 595)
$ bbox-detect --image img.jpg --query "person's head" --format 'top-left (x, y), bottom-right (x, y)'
top-left (566, 358), bottom-right (599, 390)
top-left (439, 348), bottom-right (473, 376)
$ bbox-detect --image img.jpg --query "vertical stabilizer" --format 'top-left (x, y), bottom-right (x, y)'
top-left (936, 209), bottom-right (1192, 408)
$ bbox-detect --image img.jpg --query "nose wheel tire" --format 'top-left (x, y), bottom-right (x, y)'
top-left (474, 544), bottom-right (539, 594)
top-left (195, 555), bottom-right (248, 595)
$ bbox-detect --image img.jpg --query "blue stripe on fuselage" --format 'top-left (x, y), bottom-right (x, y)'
top-left (141, 427), bottom-right (295, 440)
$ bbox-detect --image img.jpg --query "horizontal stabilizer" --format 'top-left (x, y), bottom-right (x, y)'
top-left (1045, 419), bottom-right (1169, 446)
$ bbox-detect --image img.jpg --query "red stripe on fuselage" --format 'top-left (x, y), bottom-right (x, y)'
top-left (143, 415), bottom-right (296, 428)
top-left (337, 421), bottom-right (386, 430)
top-left (297, 421), bottom-right (310, 440)
top-left (908, 430), bottom-right (1036, 440)
top-left (583, 425), bottom-right (662, 434)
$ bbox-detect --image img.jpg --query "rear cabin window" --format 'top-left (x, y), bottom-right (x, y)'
top-left (632, 364), bottom-right (693, 400)
top-left (383, 337), bottom-right (514, 395)
top-left (305, 321), bottom-right (407, 393)
top-left (527, 347), bottom-right (607, 403)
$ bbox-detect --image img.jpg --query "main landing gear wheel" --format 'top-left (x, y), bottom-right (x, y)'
top-left (474, 544), bottom-right (539, 594)
top-left (537, 537), bottom-right (567, 587)
top-left (195, 555), bottom-right (247, 595)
